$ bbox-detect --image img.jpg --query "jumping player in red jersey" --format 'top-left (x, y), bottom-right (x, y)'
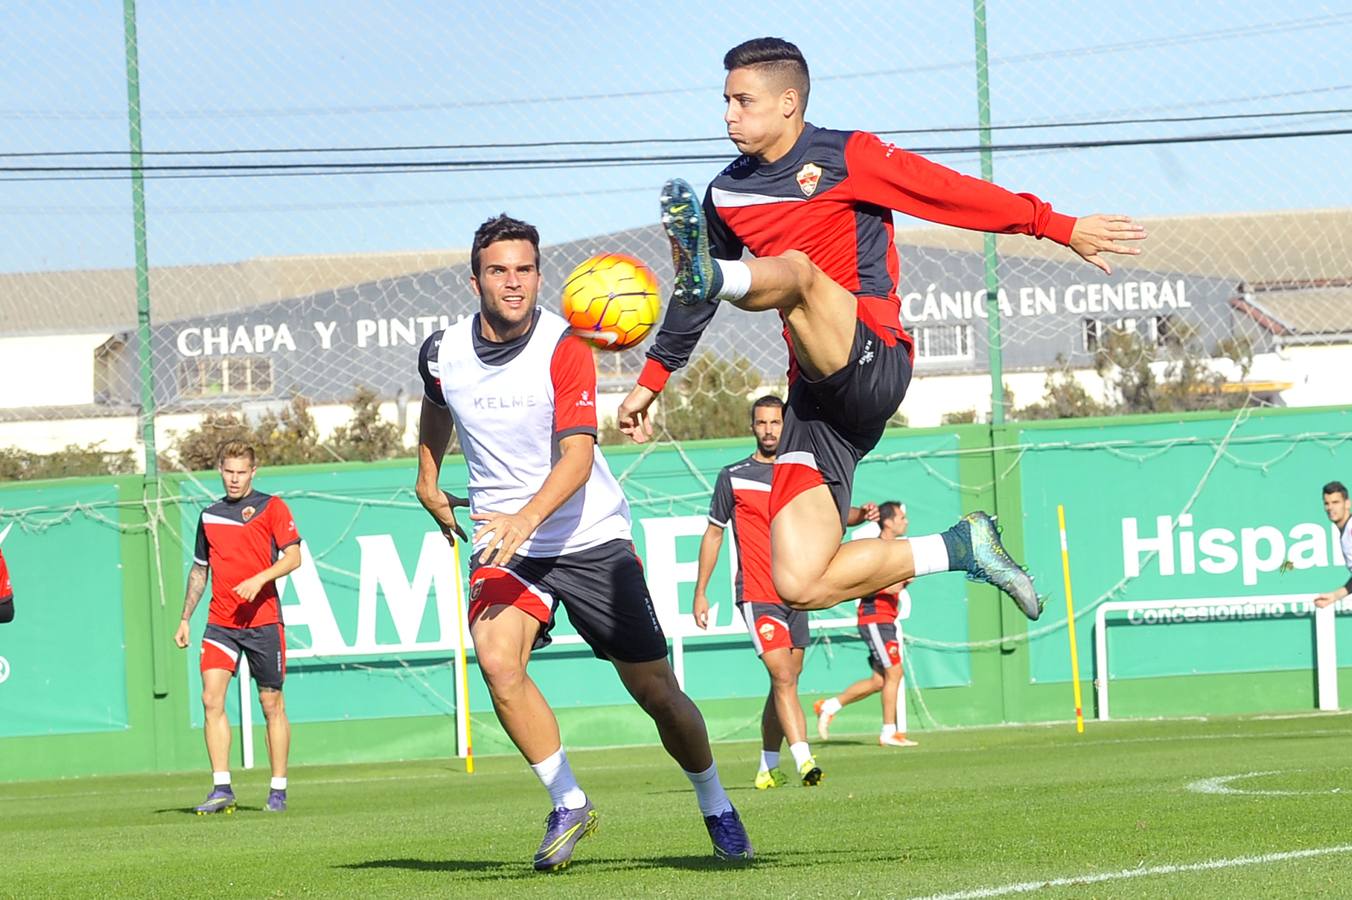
top-left (174, 441), bottom-right (302, 815)
top-left (618, 36), bottom-right (1147, 619)
top-left (815, 502), bottom-right (919, 748)
top-left (692, 394), bottom-right (878, 789)
top-left (415, 214), bottom-right (752, 871)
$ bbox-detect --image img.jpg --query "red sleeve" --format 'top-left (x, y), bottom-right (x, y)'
top-left (268, 498), bottom-right (301, 552)
top-left (844, 131), bottom-right (1077, 245)
top-left (0, 549), bottom-right (10, 601)
top-left (638, 357), bottom-right (672, 392)
top-left (551, 335), bottom-right (599, 438)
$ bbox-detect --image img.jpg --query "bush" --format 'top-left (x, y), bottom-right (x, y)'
top-left (0, 443), bottom-right (137, 481)
top-left (168, 390), bottom-right (408, 470)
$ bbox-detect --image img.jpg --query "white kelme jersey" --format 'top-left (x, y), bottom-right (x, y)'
top-left (432, 310), bottom-right (631, 557)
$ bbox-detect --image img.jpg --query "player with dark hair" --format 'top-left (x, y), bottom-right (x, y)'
top-left (815, 501), bottom-right (918, 748)
top-left (693, 394), bottom-right (877, 789)
top-left (416, 213), bottom-right (753, 871)
top-left (1315, 480), bottom-right (1352, 609)
top-left (175, 440), bottom-right (302, 815)
top-left (618, 36), bottom-right (1146, 620)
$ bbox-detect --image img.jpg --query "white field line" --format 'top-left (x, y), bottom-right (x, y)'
top-left (1186, 770), bottom-right (1343, 796)
top-left (912, 844), bottom-right (1352, 900)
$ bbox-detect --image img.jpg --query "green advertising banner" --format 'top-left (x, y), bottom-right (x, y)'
top-left (171, 427), bottom-right (976, 733)
top-left (0, 480), bottom-right (129, 737)
top-left (1017, 408), bottom-right (1352, 686)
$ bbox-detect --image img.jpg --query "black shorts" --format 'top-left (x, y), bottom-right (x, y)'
top-left (0, 596), bottom-right (13, 624)
top-left (773, 318), bottom-right (913, 526)
top-left (201, 622), bottom-right (286, 690)
top-left (468, 539), bottom-right (668, 664)
top-left (738, 601), bottom-right (810, 657)
top-left (860, 621), bottom-right (901, 674)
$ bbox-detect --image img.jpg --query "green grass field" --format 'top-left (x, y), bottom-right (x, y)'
top-left (6, 713), bottom-right (1352, 898)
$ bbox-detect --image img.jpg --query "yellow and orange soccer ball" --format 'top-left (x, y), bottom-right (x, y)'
top-left (560, 253), bottom-right (661, 350)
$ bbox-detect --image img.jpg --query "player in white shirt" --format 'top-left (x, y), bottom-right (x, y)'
top-left (1315, 481), bottom-right (1352, 609)
top-left (414, 215), bottom-right (752, 871)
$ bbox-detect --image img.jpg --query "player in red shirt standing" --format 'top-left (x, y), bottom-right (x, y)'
top-left (693, 395), bottom-right (876, 788)
top-left (174, 441), bottom-right (302, 815)
top-left (619, 36), bottom-right (1146, 622)
top-left (0, 543), bottom-right (13, 624)
top-left (816, 502), bottom-right (919, 748)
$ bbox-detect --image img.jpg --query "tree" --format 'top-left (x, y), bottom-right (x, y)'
top-left (601, 354), bottom-right (776, 444)
top-left (1014, 359), bottom-right (1109, 420)
top-left (328, 387), bottom-right (406, 461)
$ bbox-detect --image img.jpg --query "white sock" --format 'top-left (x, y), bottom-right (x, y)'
top-left (881, 724), bottom-right (897, 738)
top-left (212, 771), bottom-right (231, 787)
top-left (909, 534), bottom-right (951, 577)
top-left (789, 741), bottom-right (813, 769)
top-left (270, 776), bottom-right (287, 791)
top-left (820, 697), bottom-right (842, 716)
top-left (759, 750), bottom-right (780, 773)
top-left (530, 747), bottom-right (588, 810)
top-left (684, 763), bottom-right (734, 817)
top-left (714, 260), bottom-right (751, 301)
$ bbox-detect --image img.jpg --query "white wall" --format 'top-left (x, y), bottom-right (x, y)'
top-left (0, 334), bottom-right (111, 408)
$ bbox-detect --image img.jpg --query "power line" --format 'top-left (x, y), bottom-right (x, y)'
top-left (2, 11), bottom-right (1347, 122)
top-left (3, 104), bottom-right (1349, 159)
top-left (1, 126), bottom-right (1347, 183)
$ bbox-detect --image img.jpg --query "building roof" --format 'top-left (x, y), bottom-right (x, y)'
top-left (0, 248), bottom-right (470, 336)
top-left (2, 207), bottom-right (1348, 337)
top-left (1233, 285), bottom-right (1352, 337)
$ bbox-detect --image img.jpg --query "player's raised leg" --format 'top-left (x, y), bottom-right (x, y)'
top-left (471, 604), bottom-right (596, 872)
top-left (770, 490), bottom-right (1039, 617)
top-left (614, 658), bottom-right (753, 861)
top-left (662, 178), bottom-right (857, 380)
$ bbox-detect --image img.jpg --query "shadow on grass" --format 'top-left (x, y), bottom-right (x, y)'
top-left (153, 805), bottom-right (260, 815)
top-left (341, 848), bottom-right (914, 879)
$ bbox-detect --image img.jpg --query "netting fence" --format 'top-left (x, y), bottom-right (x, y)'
top-left (2, 2), bottom-right (1350, 465)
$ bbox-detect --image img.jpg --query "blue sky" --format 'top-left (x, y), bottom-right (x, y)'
top-left (1, 1), bottom-right (1349, 273)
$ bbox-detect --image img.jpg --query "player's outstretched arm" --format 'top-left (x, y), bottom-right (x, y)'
top-left (1315, 585), bottom-right (1350, 608)
top-left (472, 432), bottom-right (595, 566)
top-left (175, 562), bottom-right (208, 648)
top-left (616, 385), bottom-right (657, 444)
top-left (1068, 214), bottom-right (1148, 275)
top-left (414, 397), bottom-right (469, 543)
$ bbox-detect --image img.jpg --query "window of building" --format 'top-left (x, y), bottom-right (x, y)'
top-left (915, 324), bottom-right (974, 361)
top-left (177, 356), bottom-right (274, 397)
top-left (1083, 315), bottom-right (1175, 352)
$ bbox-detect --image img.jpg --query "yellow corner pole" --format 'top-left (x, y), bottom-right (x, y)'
top-left (452, 540), bottom-right (475, 773)
top-left (1057, 504), bottom-right (1085, 734)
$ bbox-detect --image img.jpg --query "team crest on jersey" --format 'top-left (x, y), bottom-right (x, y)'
top-left (796, 162), bottom-right (822, 197)
top-left (241, 506), bottom-right (256, 522)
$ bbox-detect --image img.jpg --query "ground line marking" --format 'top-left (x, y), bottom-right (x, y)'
top-left (1186, 769), bottom-right (1343, 796)
top-left (911, 844), bottom-right (1352, 899)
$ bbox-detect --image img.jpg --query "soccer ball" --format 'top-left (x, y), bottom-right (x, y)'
top-left (560, 253), bottom-right (661, 350)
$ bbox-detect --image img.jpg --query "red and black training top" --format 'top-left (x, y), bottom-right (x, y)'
top-left (0, 547), bottom-right (11, 602)
top-left (858, 587), bottom-right (902, 626)
top-left (640, 123), bottom-right (1077, 391)
top-left (193, 490), bottom-right (300, 629)
top-left (708, 456), bottom-right (780, 605)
